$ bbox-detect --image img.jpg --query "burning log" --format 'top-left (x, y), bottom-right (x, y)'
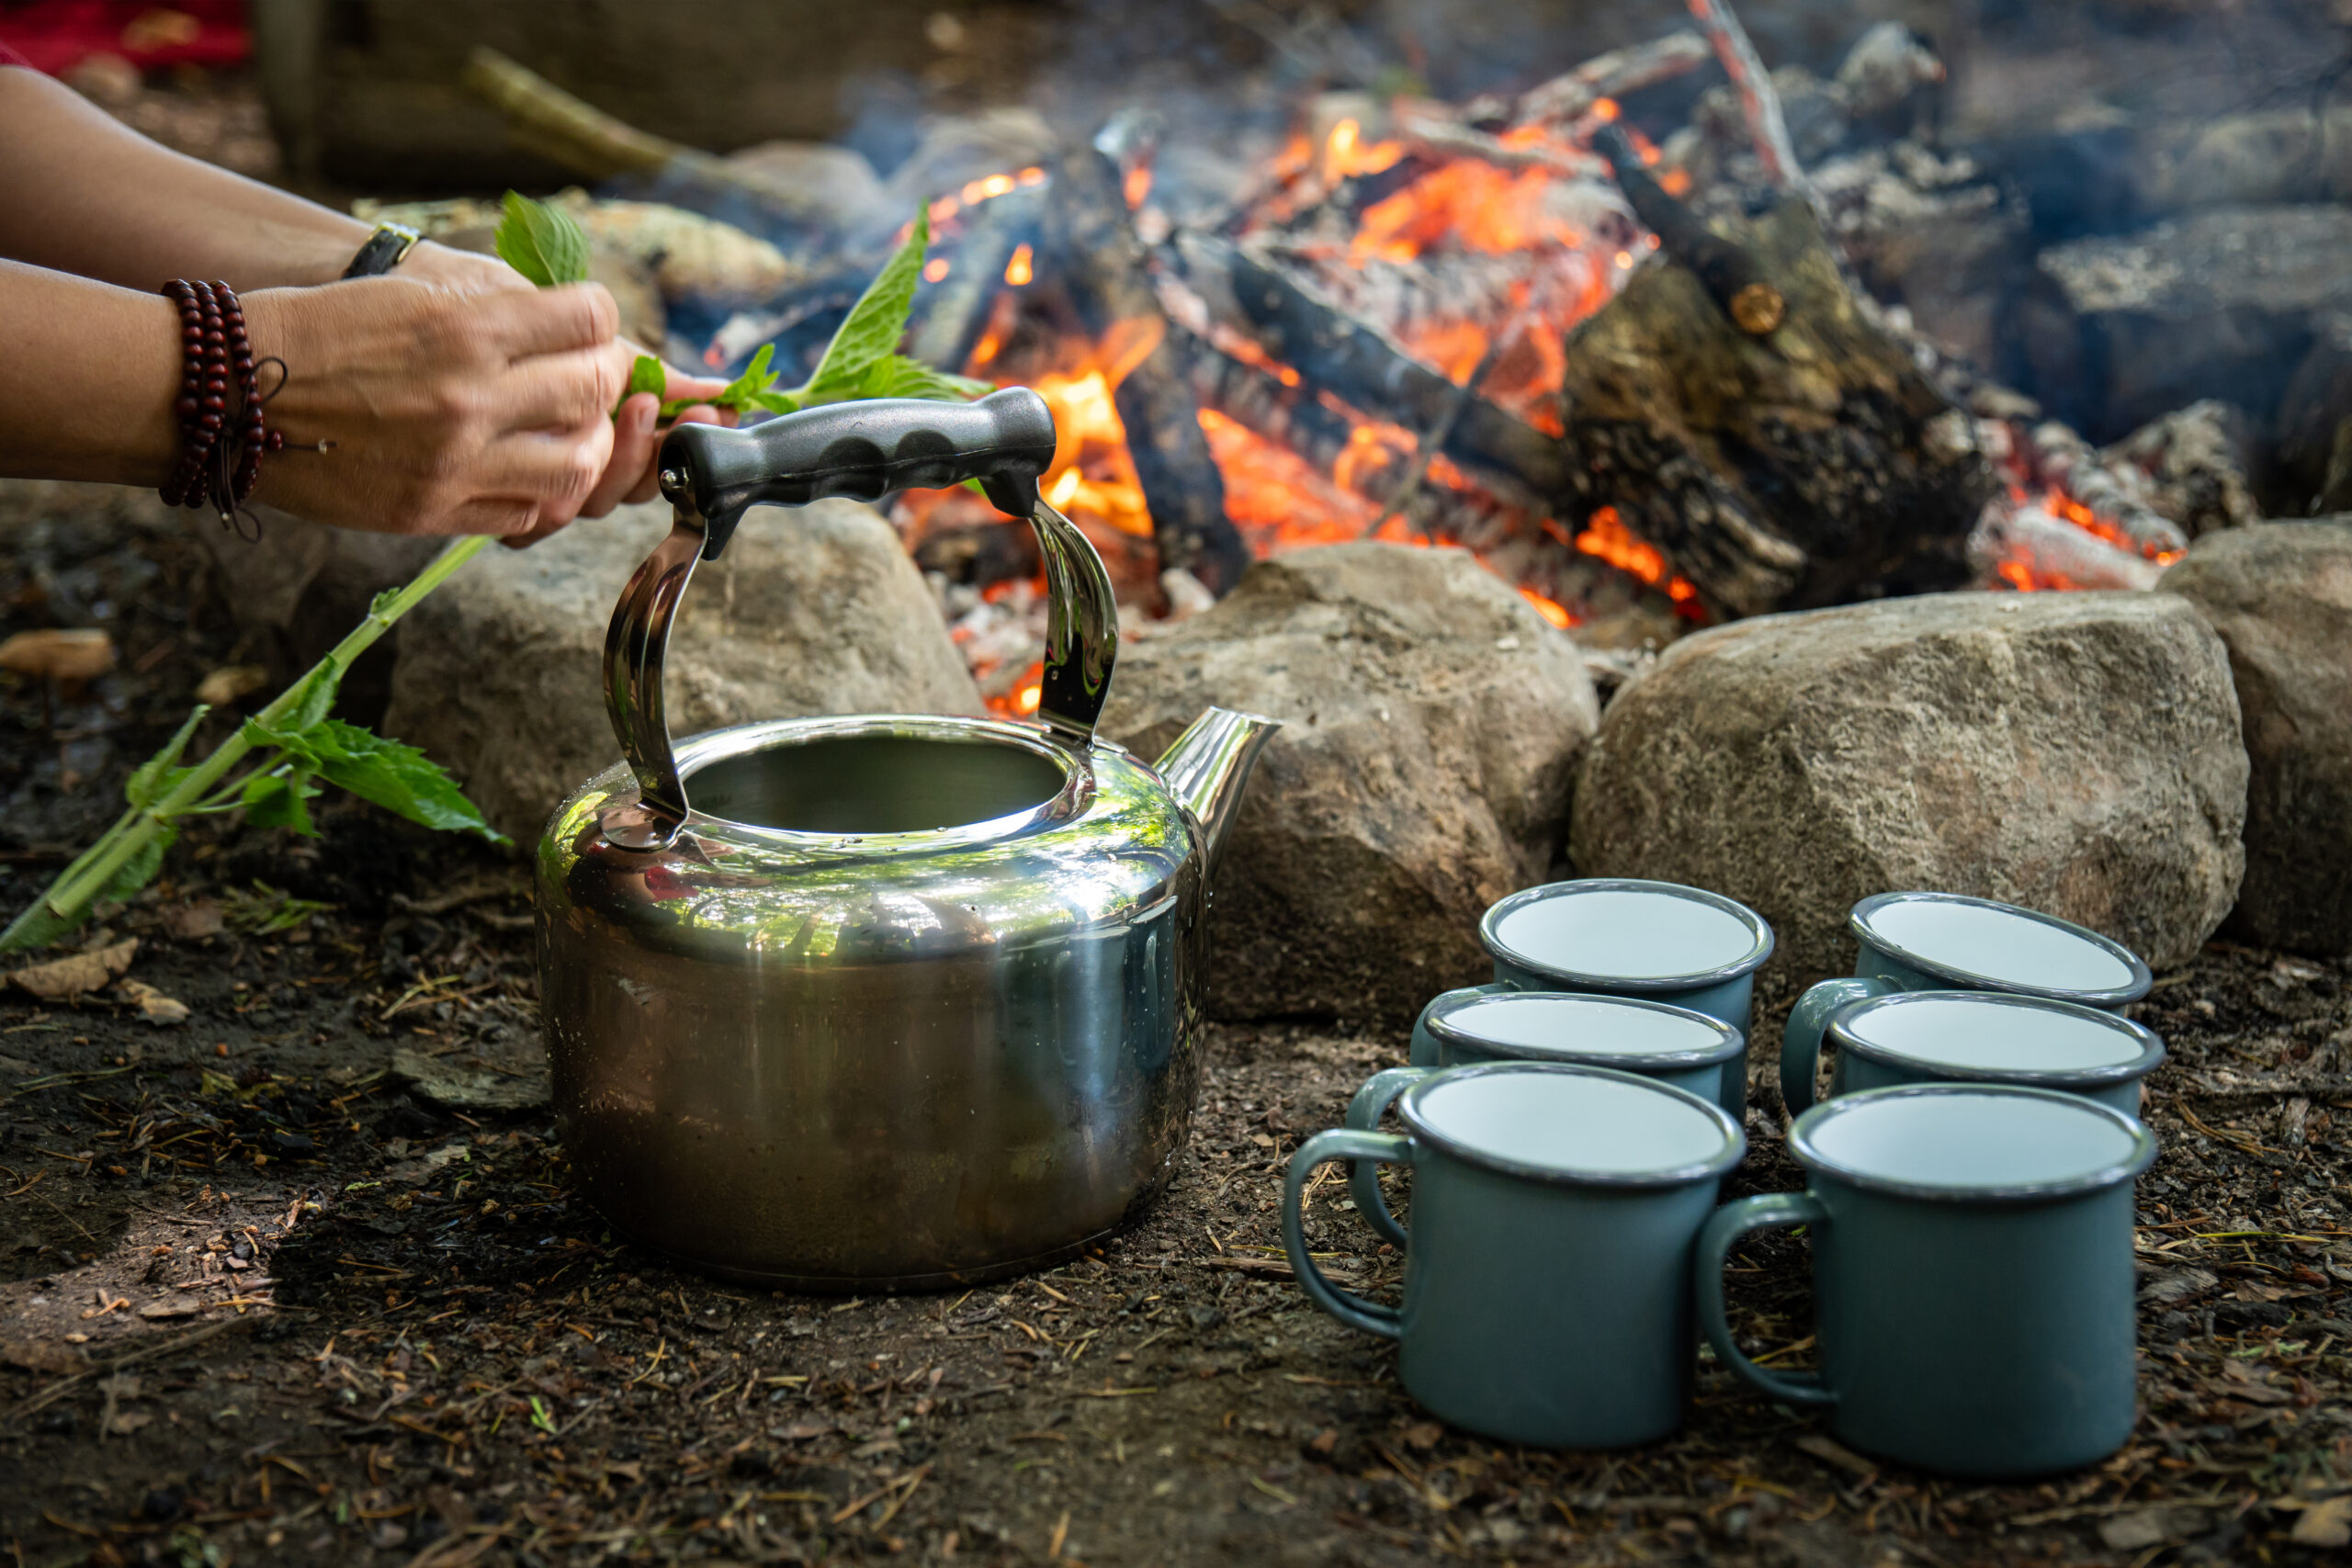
top-left (904, 185), bottom-right (1044, 376)
top-left (1468, 31), bottom-right (1715, 128)
top-left (2018, 422), bottom-right (2189, 558)
top-left (1210, 239), bottom-right (1572, 501)
top-left (1591, 125), bottom-right (1782, 336)
top-left (1043, 146), bottom-right (1251, 594)
top-left (1549, 198), bottom-right (1994, 615)
top-left (1686, 0), bottom-right (1827, 224)
top-left (1970, 502), bottom-right (2162, 592)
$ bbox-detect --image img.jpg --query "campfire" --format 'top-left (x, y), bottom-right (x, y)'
top-left (405, 0), bottom-right (2286, 723)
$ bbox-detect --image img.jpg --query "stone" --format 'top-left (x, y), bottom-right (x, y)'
top-left (1102, 544), bottom-right (1601, 1026)
top-left (381, 499), bottom-right (982, 843)
top-left (2014, 205), bottom-right (2352, 439)
top-left (1569, 591), bottom-right (2246, 982)
top-left (2163, 522), bottom-right (2352, 955)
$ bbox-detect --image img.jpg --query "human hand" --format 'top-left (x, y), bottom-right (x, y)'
top-left (242, 275), bottom-right (726, 539)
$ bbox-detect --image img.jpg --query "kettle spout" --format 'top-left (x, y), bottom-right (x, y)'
top-left (1155, 708), bottom-right (1281, 874)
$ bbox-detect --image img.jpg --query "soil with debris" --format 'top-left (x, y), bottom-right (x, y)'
top-left (7, 516), bottom-right (2352, 1568)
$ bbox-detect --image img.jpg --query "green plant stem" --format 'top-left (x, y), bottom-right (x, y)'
top-left (1, 536), bottom-right (492, 951)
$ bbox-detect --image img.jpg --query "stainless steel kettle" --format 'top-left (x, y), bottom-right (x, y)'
top-left (535, 389), bottom-right (1278, 1290)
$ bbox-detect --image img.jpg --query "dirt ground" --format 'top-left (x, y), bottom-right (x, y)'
top-left (6, 484), bottom-right (2352, 1568)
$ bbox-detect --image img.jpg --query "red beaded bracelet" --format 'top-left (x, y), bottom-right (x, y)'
top-left (158, 278), bottom-right (285, 534)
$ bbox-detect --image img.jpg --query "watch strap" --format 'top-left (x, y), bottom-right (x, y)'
top-left (342, 221), bottom-right (423, 279)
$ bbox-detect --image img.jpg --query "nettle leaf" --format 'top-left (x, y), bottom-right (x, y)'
top-left (277, 663), bottom-right (342, 736)
top-left (243, 770), bottom-right (321, 837)
top-left (624, 355), bottom-right (667, 404)
top-left (801, 208), bottom-right (931, 401)
top-left (99, 826), bottom-right (176, 906)
top-left (495, 191), bottom-right (592, 288)
top-left (858, 355), bottom-right (993, 402)
top-left (297, 720), bottom-right (507, 844)
top-left (126, 705), bottom-right (209, 808)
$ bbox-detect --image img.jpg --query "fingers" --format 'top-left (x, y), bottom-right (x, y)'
top-left (621, 403), bottom-right (726, 504)
top-left (494, 345), bottom-right (626, 434)
top-left (474, 281), bottom-right (619, 359)
top-left (474, 416), bottom-right (614, 519)
top-left (580, 394), bottom-right (661, 519)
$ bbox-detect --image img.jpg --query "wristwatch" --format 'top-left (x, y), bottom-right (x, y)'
top-left (341, 221), bottom-right (424, 279)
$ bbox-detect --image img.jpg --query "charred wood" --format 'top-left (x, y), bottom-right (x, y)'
top-left (1593, 125), bottom-right (1783, 336)
top-left (1968, 503), bottom-right (2161, 592)
top-left (1551, 199), bottom-right (1993, 615)
top-left (2020, 422), bottom-right (2189, 556)
top-left (1467, 31), bottom-right (1714, 128)
top-left (1044, 146), bottom-right (1250, 594)
top-left (1211, 238), bottom-right (1572, 500)
top-left (905, 186), bottom-right (1044, 377)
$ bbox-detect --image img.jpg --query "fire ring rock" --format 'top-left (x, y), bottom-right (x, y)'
top-left (1102, 544), bottom-right (1601, 1027)
top-left (1569, 591), bottom-right (2247, 982)
top-left (2163, 520), bottom-right (2352, 957)
top-left (382, 499), bottom-right (982, 844)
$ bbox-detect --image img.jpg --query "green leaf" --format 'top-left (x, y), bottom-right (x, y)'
top-left (855, 355), bottom-right (992, 402)
top-left (243, 770), bottom-right (320, 837)
top-left (799, 208), bottom-right (931, 401)
top-left (126, 705), bottom-right (210, 808)
top-left (495, 191), bottom-right (591, 288)
top-left (98, 826), bottom-right (176, 906)
top-left (277, 663), bottom-right (342, 737)
top-left (288, 720), bottom-right (507, 845)
top-left (624, 354), bottom-right (667, 404)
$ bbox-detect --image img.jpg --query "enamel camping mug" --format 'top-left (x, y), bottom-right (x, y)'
top-left (1699, 1083), bottom-right (2158, 1478)
top-left (1411, 879), bottom-right (1773, 1094)
top-left (1349, 992), bottom-right (1745, 1235)
top-left (1781, 989), bottom-right (2165, 1118)
top-left (1283, 1062), bottom-right (1745, 1449)
top-left (1781, 892), bottom-right (2151, 1111)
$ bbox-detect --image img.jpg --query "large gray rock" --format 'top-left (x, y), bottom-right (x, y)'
top-left (1102, 544), bottom-right (1601, 1027)
top-left (382, 499), bottom-right (981, 842)
top-left (2164, 522), bottom-right (2352, 955)
top-left (1569, 591), bottom-right (2247, 981)
top-left (2016, 205), bottom-right (2352, 439)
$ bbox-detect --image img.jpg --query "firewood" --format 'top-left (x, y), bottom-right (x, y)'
top-left (1592, 125), bottom-right (1783, 336)
top-left (1212, 238), bottom-right (1572, 500)
top-left (2019, 422), bottom-right (2189, 557)
top-left (1687, 0), bottom-right (1828, 224)
top-left (1042, 146), bottom-right (1251, 594)
top-left (904, 186), bottom-right (1043, 377)
top-left (1550, 198), bottom-right (1993, 615)
top-left (1470, 31), bottom-right (1715, 128)
top-left (1968, 502), bottom-right (2161, 592)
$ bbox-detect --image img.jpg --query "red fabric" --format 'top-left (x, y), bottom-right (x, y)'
top-left (0, 2), bottom-right (249, 75)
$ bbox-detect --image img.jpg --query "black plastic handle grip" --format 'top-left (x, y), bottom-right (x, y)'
top-left (655, 387), bottom-right (1057, 558)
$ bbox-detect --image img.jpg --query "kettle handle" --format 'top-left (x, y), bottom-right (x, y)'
top-left (600, 389), bottom-right (1120, 846)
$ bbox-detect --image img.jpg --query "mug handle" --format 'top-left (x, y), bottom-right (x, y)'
top-left (1283, 1130), bottom-right (1408, 1340)
top-left (1779, 976), bottom-right (1903, 1117)
top-left (1340, 1067), bottom-right (1433, 1247)
top-left (1697, 1193), bottom-right (1838, 1408)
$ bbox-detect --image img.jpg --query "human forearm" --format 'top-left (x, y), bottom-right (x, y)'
top-left (0, 67), bottom-right (477, 291)
top-left (0, 260), bottom-right (181, 485)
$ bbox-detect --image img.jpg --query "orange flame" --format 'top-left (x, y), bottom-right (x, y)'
top-left (1004, 243), bottom-right (1034, 286)
top-left (1521, 586), bottom-right (1577, 627)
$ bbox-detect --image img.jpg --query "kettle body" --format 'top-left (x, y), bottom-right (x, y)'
top-left (534, 391), bottom-right (1275, 1287)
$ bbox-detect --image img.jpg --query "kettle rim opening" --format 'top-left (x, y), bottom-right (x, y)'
top-left (661, 713), bottom-right (1092, 852)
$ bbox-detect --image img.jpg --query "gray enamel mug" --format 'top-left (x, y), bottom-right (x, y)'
top-left (1781, 989), bottom-right (2165, 1119)
top-left (1700, 1084), bottom-right (2158, 1479)
top-left (1782, 893), bottom-right (2151, 1111)
top-left (1351, 992), bottom-right (1745, 1236)
top-left (1414, 880), bottom-right (1774, 1088)
top-left (1283, 1062), bottom-right (1745, 1450)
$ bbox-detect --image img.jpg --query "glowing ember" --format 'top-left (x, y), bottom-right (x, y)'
top-left (1004, 243), bottom-right (1034, 287)
top-left (1571, 506), bottom-right (1701, 607)
top-left (922, 256), bottom-right (951, 283)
